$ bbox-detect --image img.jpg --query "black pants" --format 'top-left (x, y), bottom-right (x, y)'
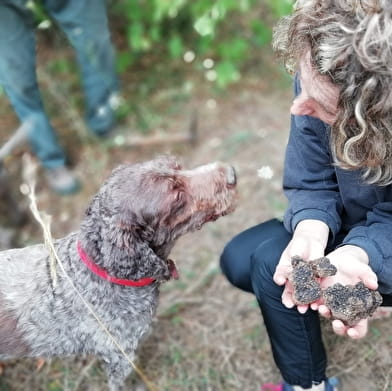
top-left (220, 219), bottom-right (392, 388)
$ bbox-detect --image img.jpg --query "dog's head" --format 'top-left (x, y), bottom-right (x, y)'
top-left (103, 155), bottom-right (237, 246)
top-left (81, 155), bottom-right (237, 280)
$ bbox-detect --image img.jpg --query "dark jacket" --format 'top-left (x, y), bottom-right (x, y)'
top-left (283, 76), bottom-right (392, 294)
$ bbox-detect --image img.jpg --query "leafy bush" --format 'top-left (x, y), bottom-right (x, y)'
top-left (110, 0), bottom-right (293, 87)
top-left (28, 0), bottom-right (293, 88)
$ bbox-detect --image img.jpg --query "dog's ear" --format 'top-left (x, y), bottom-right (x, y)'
top-left (107, 213), bottom-right (171, 281)
top-left (131, 239), bottom-right (171, 281)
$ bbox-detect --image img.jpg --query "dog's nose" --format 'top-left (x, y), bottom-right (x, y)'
top-left (226, 166), bottom-right (237, 186)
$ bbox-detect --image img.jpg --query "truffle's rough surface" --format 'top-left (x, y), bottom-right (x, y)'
top-left (291, 256), bottom-right (337, 305)
top-left (291, 256), bottom-right (327, 305)
top-left (323, 282), bottom-right (383, 326)
top-left (310, 256), bottom-right (337, 278)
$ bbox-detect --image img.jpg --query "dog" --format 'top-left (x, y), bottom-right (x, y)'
top-left (0, 155), bottom-right (237, 390)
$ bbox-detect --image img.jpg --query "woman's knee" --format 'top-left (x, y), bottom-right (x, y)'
top-left (250, 243), bottom-right (279, 286)
top-left (220, 239), bottom-right (253, 292)
top-left (220, 220), bottom-right (291, 293)
top-left (250, 232), bottom-right (291, 298)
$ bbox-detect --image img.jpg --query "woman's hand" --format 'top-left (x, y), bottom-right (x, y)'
top-left (273, 219), bottom-right (329, 313)
top-left (316, 245), bottom-right (378, 339)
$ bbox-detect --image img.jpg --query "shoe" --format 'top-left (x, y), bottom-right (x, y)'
top-left (45, 166), bottom-right (81, 195)
top-left (261, 377), bottom-right (339, 391)
top-left (89, 92), bottom-right (124, 139)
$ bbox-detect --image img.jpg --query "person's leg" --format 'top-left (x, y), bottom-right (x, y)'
top-left (380, 294), bottom-right (392, 306)
top-left (249, 220), bottom-right (328, 389)
top-left (0, 0), bottom-right (67, 169)
top-left (220, 220), bottom-right (285, 293)
top-left (45, 0), bottom-right (119, 135)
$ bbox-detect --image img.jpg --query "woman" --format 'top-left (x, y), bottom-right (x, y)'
top-left (221, 1), bottom-right (392, 390)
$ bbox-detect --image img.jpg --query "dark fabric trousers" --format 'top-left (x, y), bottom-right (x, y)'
top-left (220, 218), bottom-right (392, 388)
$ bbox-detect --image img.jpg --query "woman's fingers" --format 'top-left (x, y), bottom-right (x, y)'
top-left (273, 256), bottom-right (291, 286)
top-left (297, 304), bottom-right (309, 314)
top-left (331, 319), bottom-right (346, 336)
top-left (318, 304), bottom-right (331, 318)
top-left (347, 319), bottom-right (368, 339)
top-left (273, 268), bottom-right (288, 285)
top-left (281, 281), bottom-right (310, 313)
top-left (281, 282), bottom-right (295, 308)
top-left (360, 270), bottom-right (378, 290)
top-left (331, 318), bottom-right (368, 339)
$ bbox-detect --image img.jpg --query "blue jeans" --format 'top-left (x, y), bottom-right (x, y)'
top-left (220, 219), bottom-right (392, 388)
top-left (0, 0), bottom-right (118, 168)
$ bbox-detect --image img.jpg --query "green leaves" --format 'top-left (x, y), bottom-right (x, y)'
top-left (269, 0), bottom-right (293, 18)
top-left (111, 0), bottom-right (294, 87)
top-left (127, 22), bottom-right (151, 51)
top-left (168, 34), bottom-right (184, 58)
top-left (215, 61), bottom-right (240, 88)
top-left (116, 52), bottom-right (134, 74)
top-left (251, 19), bottom-right (272, 46)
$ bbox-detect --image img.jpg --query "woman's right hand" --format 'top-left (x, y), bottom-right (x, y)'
top-left (273, 219), bottom-right (330, 313)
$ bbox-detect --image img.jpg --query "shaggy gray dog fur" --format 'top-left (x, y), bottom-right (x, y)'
top-left (0, 155), bottom-right (237, 391)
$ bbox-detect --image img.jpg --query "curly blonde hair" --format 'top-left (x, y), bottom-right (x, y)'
top-left (273, 0), bottom-right (392, 185)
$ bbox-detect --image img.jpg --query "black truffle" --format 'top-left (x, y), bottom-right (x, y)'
top-left (291, 256), bottom-right (322, 305)
top-left (323, 282), bottom-right (383, 326)
top-left (291, 256), bottom-right (337, 305)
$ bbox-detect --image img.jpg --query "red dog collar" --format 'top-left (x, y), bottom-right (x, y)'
top-left (77, 241), bottom-right (156, 287)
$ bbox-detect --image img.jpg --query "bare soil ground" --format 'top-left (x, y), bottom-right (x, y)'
top-left (1, 48), bottom-right (392, 391)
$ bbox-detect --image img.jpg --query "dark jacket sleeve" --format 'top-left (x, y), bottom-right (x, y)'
top-left (283, 76), bottom-right (343, 236)
top-left (342, 202), bottom-right (392, 294)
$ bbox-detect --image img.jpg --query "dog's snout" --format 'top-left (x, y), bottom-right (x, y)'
top-left (226, 166), bottom-right (237, 186)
